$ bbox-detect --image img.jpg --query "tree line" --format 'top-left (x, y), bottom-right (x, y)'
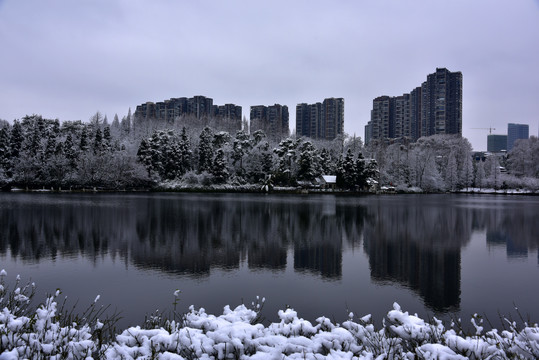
top-left (0, 114), bottom-right (537, 191)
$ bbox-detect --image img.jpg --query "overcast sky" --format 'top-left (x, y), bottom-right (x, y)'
top-left (1, 0), bottom-right (538, 150)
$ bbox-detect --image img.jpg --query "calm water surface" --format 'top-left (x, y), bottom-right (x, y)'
top-left (0, 193), bottom-right (537, 329)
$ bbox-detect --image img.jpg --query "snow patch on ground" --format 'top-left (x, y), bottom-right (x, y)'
top-left (1, 297), bottom-right (538, 359)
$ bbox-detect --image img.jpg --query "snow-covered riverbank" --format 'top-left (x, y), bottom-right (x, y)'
top-left (1, 273), bottom-right (538, 359)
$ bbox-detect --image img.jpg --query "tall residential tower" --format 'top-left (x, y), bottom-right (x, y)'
top-left (365, 68), bottom-right (462, 144)
top-left (296, 97), bottom-right (344, 140)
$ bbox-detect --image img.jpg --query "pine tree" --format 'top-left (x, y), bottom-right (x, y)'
top-left (297, 141), bottom-right (317, 182)
top-left (212, 148), bottom-right (229, 183)
top-left (0, 127), bottom-right (10, 173)
top-left (9, 120), bottom-right (23, 159)
top-left (338, 149), bottom-right (356, 190)
top-left (93, 128), bottom-right (103, 155)
top-left (64, 133), bottom-right (78, 169)
top-left (178, 127), bottom-right (192, 175)
top-left (273, 138), bottom-right (298, 185)
top-left (80, 126), bottom-right (89, 152)
top-left (355, 152), bottom-right (368, 190)
top-left (121, 116), bottom-right (130, 137)
top-left (319, 148), bottom-right (332, 175)
top-left (137, 139), bottom-right (152, 177)
top-left (198, 127), bottom-right (213, 173)
top-left (232, 130), bottom-right (250, 177)
top-left (112, 114), bottom-right (120, 130)
top-left (44, 122), bottom-right (59, 160)
top-left (103, 126), bottom-right (112, 152)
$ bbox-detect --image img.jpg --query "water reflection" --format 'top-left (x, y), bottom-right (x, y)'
top-left (0, 193), bottom-right (538, 316)
top-left (362, 196), bottom-right (470, 311)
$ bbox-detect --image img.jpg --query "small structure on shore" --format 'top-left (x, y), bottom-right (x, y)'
top-left (319, 175), bottom-right (337, 191)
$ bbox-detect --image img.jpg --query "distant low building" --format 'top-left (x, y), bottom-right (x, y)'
top-left (487, 134), bottom-right (507, 153)
top-left (319, 175), bottom-right (337, 190)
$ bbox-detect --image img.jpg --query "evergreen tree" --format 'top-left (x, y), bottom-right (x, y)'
top-left (80, 126), bottom-right (89, 152)
top-left (112, 114), bottom-right (120, 129)
top-left (354, 152), bottom-right (368, 190)
top-left (0, 127), bottom-right (10, 173)
top-left (178, 127), bottom-right (192, 175)
top-left (103, 126), bottom-right (112, 152)
top-left (93, 128), bottom-right (103, 155)
top-left (251, 130), bottom-right (266, 146)
top-left (64, 133), bottom-right (78, 169)
top-left (261, 142), bottom-right (273, 176)
top-left (337, 149), bottom-right (356, 190)
top-left (212, 148), bottom-right (229, 183)
top-left (137, 139), bottom-right (152, 177)
top-left (232, 130), bottom-right (250, 177)
top-left (9, 120), bottom-right (23, 159)
top-left (273, 138), bottom-right (298, 185)
top-left (198, 127), bottom-right (213, 173)
top-left (319, 148), bottom-right (332, 175)
top-left (121, 115), bottom-right (131, 137)
top-left (44, 125), bottom-right (58, 160)
top-left (297, 141), bottom-right (317, 182)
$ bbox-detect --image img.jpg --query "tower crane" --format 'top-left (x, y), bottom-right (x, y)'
top-left (471, 127), bottom-right (496, 134)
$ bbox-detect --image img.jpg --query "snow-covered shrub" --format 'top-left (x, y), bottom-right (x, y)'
top-left (2, 272), bottom-right (539, 359)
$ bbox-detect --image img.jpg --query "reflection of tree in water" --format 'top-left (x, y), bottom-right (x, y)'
top-left (3, 193), bottom-right (537, 305)
top-left (131, 195), bottom-right (368, 279)
top-left (0, 195), bottom-right (131, 263)
top-left (479, 201), bottom-right (539, 259)
top-left (362, 196), bottom-right (472, 312)
top-left (0, 194), bottom-right (369, 280)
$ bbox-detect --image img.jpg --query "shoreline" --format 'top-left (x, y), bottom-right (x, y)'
top-left (2, 184), bottom-right (538, 196)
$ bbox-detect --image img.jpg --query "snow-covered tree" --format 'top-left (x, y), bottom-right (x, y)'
top-left (231, 130), bottom-right (250, 177)
top-left (337, 149), bottom-right (356, 190)
top-left (212, 148), bottom-right (229, 183)
top-left (177, 127), bottom-right (192, 176)
top-left (198, 127), bottom-right (214, 173)
top-left (297, 141), bottom-right (317, 182)
top-left (507, 136), bottom-right (539, 178)
top-left (474, 159), bottom-right (485, 189)
top-left (484, 154), bottom-right (502, 189)
top-left (273, 138), bottom-right (299, 185)
top-left (0, 127), bottom-right (10, 175)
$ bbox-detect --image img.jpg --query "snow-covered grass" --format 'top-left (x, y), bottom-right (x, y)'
top-left (2, 272), bottom-right (539, 359)
top-left (457, 187), bottom-right (538, 195)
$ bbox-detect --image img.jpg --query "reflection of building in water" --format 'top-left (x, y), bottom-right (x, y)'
top-left (483, 201), bottom-right (538, 259)
top-left (292, 196), bottom-right (343, 278)
top-left (362, 197), bottom-right (470, 312)
top-left (487, 231), bottom-right (528, 259)
top-left (364, 235), bottom-right (460, 311)
top-left (294, 243), bottom-right (342, 278)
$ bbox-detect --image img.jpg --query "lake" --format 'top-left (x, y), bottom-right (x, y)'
top-left (0, 192), bottom-right (538, 330)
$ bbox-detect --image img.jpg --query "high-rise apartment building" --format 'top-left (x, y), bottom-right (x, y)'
top-left (507, 123), bottom-right (529, 151)
top-left (296, 98), bottom-right (344, 140)
top-left (134, 95), bottom-right (242, 125)
top-left (365, 68), bottom-right (462, 144)
top-left (250, 104), bottom-right (289, 140)
top-left (422, 68), bottom-right (463, 136)
top-left (369, 96), bottom-right (393, 140)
